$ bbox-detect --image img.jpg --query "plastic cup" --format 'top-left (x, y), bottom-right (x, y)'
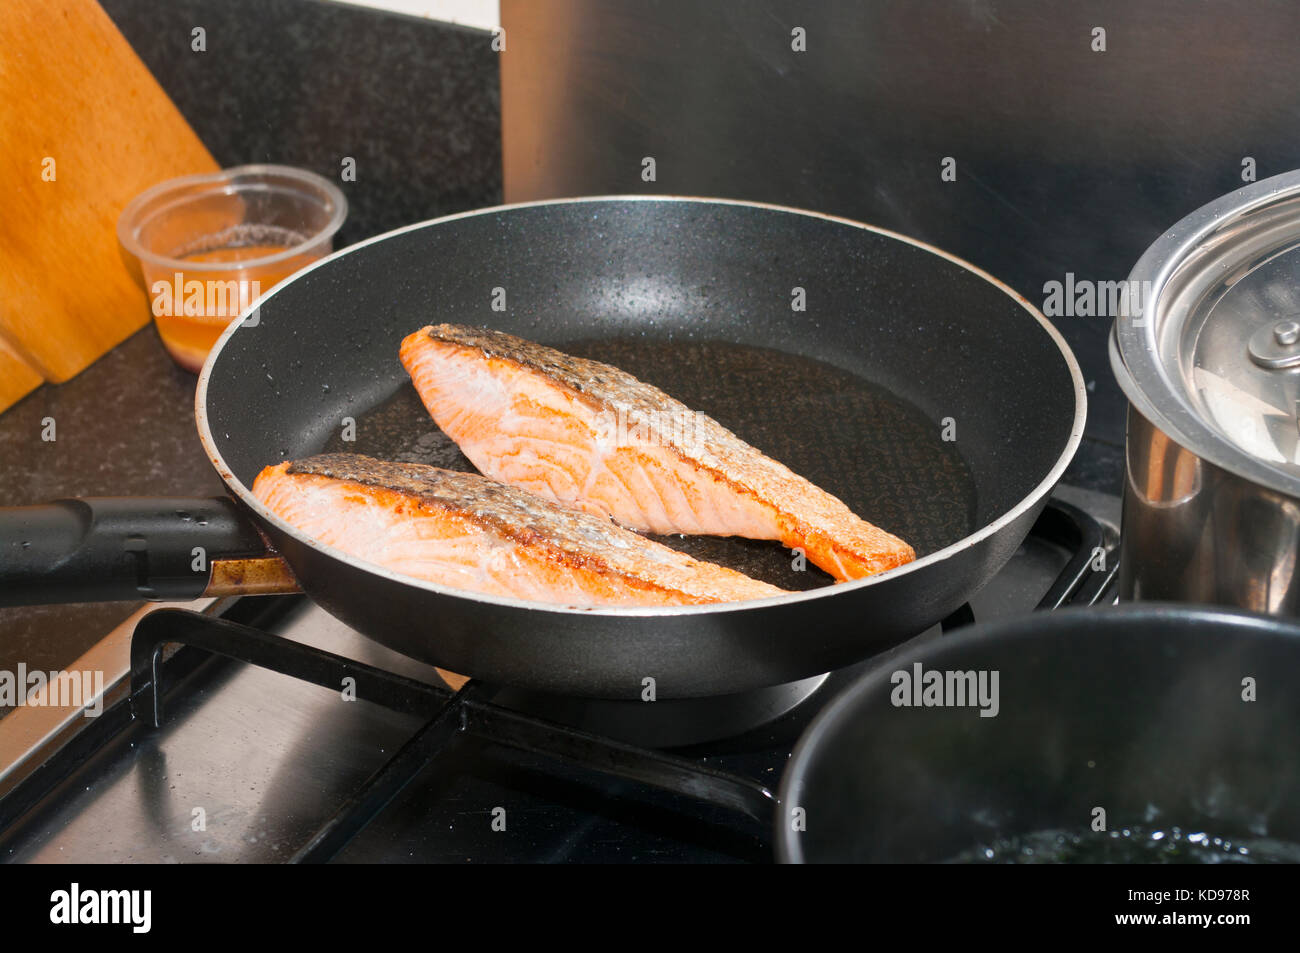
top-left (117, 165), bottom-right (347, 372)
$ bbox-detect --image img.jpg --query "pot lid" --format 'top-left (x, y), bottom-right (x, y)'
top-left (1112, 170), bottom-right (1300, 497)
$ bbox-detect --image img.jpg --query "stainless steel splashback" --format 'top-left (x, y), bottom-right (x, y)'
top-left (500, 0), bottom-right (1300, 445)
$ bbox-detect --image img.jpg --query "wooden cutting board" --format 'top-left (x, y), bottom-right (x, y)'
top-left (0, 334), bottom-right (44, 412)
top-left (0, 0), bottom-right (219, 395)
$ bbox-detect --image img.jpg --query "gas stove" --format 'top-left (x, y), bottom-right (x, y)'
top-left (0, 486), bottom-right (1118, 864)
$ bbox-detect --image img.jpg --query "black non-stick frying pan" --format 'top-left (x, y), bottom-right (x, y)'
top-left (0, 197), bottom-right (1084, 699)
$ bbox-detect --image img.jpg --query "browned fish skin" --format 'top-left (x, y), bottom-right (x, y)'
top-left (421, 324), bottom-right (686, 418)
top-left (262, 453), bottom-right (789, 605)
top-left (404, 325), bottom-right (916, 581)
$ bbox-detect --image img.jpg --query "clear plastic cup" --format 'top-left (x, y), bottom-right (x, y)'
top-left (117, 164), bottom-right (347, 372)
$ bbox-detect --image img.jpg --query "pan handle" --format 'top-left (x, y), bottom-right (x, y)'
top-left (0, 497), bottom-right (298, 608)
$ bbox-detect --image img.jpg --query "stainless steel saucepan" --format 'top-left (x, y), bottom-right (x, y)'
top-left (1113, 170), bottom-right (1300, 612)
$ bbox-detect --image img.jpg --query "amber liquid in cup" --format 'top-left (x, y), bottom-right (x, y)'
top-left (147, 225), bottom-right (323, 373)
top-left (120, 165), bottom-right (347, 374)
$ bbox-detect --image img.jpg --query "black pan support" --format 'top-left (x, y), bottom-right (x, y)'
top-left (109, 499), bottom-right (1115, 863)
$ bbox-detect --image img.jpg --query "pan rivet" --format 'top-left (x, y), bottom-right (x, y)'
top-left (1275, 320), bottom-right (1300, 346)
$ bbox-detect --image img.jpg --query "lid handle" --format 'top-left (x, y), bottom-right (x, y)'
top-left (1248, 318), bottom-right (1300, 370)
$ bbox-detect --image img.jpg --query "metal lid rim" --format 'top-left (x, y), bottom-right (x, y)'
top-left (1112, 169), bottom-right (1300, 498)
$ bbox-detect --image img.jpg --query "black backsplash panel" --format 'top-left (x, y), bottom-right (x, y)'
top-left (103, 0), bottom-right (501, 247)
top-left (501, 0), bottom-right (1300, 449)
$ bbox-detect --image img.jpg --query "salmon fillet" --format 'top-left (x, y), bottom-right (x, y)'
top-left (400, 325), bottom-right (916, 581)
top-left (252, 454), bottom-right (789, 606)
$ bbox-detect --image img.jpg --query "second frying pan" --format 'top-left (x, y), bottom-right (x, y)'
top-left (1, 197), bottom-right (1084, 698)
top-left (778, 604), bottom-right (1300, 863)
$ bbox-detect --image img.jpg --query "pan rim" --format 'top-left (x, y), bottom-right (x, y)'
top-left (195, 194), bottom-right (1086, 618)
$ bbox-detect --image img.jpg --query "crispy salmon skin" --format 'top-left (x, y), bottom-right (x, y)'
top-left (251, 453), bottom-right (789, 607)
top-left (399, 325), bottom-right (915, 581)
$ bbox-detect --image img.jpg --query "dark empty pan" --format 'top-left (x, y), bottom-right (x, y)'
top-left (779, 604), bottom-right (1300, 864)
top-left (0, 197), bottom-right (1084, 698)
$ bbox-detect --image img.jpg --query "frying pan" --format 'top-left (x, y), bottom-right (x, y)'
top-left (778, 604), bottom-right (1300, 863)
top-left (0, 197), bottom-right (1084, 699)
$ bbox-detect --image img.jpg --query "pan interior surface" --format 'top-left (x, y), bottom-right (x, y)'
top-left (203, 198), bottom-right (1080, 595)
top-left (321, 339), bottom-right (972, 588)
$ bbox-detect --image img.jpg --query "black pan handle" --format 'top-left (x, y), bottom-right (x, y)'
top-left (0, 497), bottom-right (278, 608)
